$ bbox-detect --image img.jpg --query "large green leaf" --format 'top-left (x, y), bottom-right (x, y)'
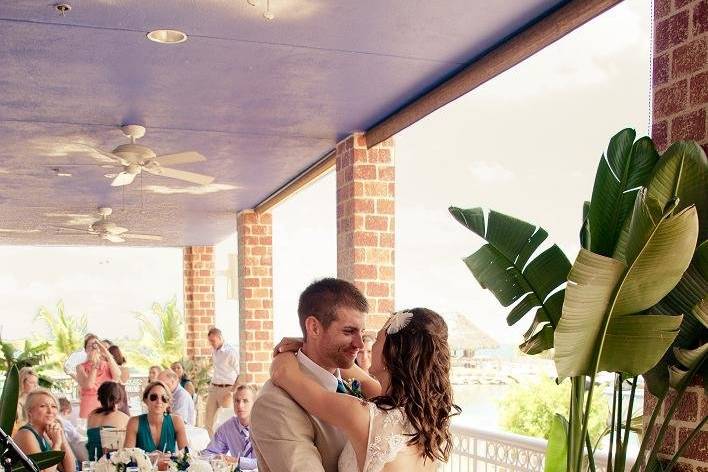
top-left (643, 241), bottom-right (707, 396)
top-left (11, 451), bottom-right (65, 472)
top-left (0, 364), bottom-right (19, 437)
top-left (587, 129), bottom-right (659, 257)
top-left (544, 414), bottom-right (568, 472)
top-left (450, 207), bottom-right (571, 354)
top-left (555, 194), bottom-right (696, 378)
top-left (646, 141), bottom-right (707, 240)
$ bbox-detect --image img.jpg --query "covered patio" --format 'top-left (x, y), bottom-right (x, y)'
top-left (1, 0), bottom-right (706, 470)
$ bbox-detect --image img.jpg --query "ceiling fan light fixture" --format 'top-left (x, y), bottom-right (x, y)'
top-left (147, 29), bottom-right (188, 44)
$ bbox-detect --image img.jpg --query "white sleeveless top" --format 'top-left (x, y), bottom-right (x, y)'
top-left (338, 403), bottom-right (414, 472)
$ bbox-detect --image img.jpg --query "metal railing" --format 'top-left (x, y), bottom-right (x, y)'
top-left (440, 423), bottom-right (635, 471)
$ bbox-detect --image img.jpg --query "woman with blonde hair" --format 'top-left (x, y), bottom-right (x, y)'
top-left (12, 389), bottom-right (76, 472)
top-left (16, 367), bottom-right (39, 428)
top-left (124, 381), bottom-right (188, 453)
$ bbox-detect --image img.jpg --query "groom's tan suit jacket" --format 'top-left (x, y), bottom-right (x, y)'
top-left (251, 355), bottom-right (347, 472)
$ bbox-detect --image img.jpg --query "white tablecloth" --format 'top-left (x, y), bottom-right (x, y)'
top-left (186, 426), bottom-right (210, 452)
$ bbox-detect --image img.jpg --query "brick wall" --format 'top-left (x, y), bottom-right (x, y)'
top-left (644, 380), bottom-right (708, 470)
top-left (183, 246), bottom-right (215, 359)
top-left (237, 210), bottom-right (273, 385)
top-left (336, 133), bottom-right (395, 330)
top-left (652, 0), bottom-right (707, 152)
top-left (646, 0), bottom-right (707, 470)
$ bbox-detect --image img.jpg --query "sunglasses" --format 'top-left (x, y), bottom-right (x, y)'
top-left (148, 393), bottom-right (169, 403)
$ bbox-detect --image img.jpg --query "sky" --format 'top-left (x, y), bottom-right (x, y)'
top-left (0, 0), bottom-right (651, 348)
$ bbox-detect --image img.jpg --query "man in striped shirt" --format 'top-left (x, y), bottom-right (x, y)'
top-left (202, 385), bottom-right (257, 471)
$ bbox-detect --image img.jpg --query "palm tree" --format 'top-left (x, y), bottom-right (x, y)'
top-left (35, 300), bottom-right (87, 367)
top-left (126, 298), bottom-right (186, 368)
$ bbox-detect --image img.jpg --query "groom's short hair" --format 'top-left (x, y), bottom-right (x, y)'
top-left (298, 278), bottom-right (368, 339)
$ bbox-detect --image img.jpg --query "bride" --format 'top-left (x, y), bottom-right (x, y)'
top-left (270, 307), bottom-right (460, 472)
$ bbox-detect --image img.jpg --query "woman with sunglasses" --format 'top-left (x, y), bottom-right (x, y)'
top-left (124, 381), bottom-right (188, 453)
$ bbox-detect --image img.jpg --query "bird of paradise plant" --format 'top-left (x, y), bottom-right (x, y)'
top-left (450, 128), bottom-right (706, 472)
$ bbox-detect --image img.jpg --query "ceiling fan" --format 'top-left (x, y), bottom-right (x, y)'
top-left (52, 207), bottom-right (163, 243)
top-left (83, 125), bottom-right (215, 187)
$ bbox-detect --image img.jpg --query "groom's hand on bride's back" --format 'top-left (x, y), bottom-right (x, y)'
top-left (272, 337), bottom-right (303, 356)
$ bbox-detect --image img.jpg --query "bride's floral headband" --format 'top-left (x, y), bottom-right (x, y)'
top-left (385, 311), bottom-right (414, 335)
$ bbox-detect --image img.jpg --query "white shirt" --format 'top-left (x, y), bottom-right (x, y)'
top-left (212, 343), bottom-right (239, 384)
top-left (171, 384), bottom-right (196, 426)
top-left (296, 350), bottom-right (341, 392)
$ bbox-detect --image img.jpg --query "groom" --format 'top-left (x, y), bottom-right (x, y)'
top-left (251, 278), bottom-right (368, 472)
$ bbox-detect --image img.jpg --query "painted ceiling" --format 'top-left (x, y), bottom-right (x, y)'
top-left (0, 0), bottom-right (565, 246)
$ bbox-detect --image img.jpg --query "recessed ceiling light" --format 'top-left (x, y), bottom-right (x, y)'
top-left (146, 29), bottom-right (188, 44)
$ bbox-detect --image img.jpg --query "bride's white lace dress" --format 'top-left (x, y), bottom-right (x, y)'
top-left (337, 402), bottom-right (414, 472)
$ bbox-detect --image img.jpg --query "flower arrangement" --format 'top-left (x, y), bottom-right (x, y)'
top-left (94, 449), bottom-right (151, 472)
top-left (168, 449), bottom-right (213, 472)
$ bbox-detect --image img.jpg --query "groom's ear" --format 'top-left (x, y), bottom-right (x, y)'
top-left (304, 315), bottom-right (322, 338)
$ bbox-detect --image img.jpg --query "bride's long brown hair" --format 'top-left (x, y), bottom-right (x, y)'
top-left (371, 307), bottom-right (461, 463)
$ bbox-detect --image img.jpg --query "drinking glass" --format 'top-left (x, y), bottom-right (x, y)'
top-left (81, 461), bottom-right (92, 472)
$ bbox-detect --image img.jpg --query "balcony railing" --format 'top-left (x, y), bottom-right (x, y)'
top-left (440, 423), bottom-right (635, 472)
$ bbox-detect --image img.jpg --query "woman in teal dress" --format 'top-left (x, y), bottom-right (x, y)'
top-left (124, 381), bottom-right (188, 453)
top-left (86, 381), bottom-right (129, 459)
top-left (12, 389), bottom-right (76, 472)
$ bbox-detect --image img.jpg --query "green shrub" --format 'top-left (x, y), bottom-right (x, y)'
top-left (500, 376), bottom-right (608, 443)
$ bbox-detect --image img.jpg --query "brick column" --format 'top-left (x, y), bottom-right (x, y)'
top-left (183, 246), bottom-right (215, 360)
top-left (336, 133), bottom-right (395, 330)
top-left (651, 0), bottom-right (707, 152)
top-left (645, 1), bottom-right (707, 470)
top-left (237, 210), bottom-right (273, 385)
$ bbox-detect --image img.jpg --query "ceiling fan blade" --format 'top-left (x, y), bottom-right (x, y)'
top-left (50, 225), bottom-right (94, 234)
top-left (76, 144), bottom-right (127, 165)
top-left (154, 151), bottom-right (206, 166)
top-left (111, 171), bottom-right (137, 186)
top-left (144, 166), bottom-right (215, 185)
top-left (0, 228), bottom-right (40, 234)
top-left (103, 234), bottom-right (125, 243)
top-left (123, 233), bottom-right (163, 241)
top-left (102, 222), bottom-right (129, 235)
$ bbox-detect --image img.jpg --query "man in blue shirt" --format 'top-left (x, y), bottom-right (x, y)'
top-left (202, 385), bottom-right (257, 471)
top-left (159, 369), bottom-right (196, 426)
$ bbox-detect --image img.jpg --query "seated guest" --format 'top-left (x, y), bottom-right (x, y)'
top-left (15, 367), bottom-right (39, 432)
top-left (355, 333), bottom-right (375, 373)
top-left (108, 345), bottom-right (130, 415)
top-left (57, 398), bottom-right (87, 462)
top-left (13, 389), bottom-right (76, 472)
top-left (201, 385), bottom-right (257, 471)
top-left (170, 362), bottom-right (196, 398)
top-left (158, 369), bottom-right (196, 426)
top-left (86, 382), bottom-right (129, 460)
top-left (124, 381), bottom-right (188, 453)
top-left (141, 365), bottom-right (162, 394)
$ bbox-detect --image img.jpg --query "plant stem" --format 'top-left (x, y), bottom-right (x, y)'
top-left (630, 390), bottom-right (667, 472)
top-left (646, 387), bottom-right (687, 468)
top-left (608, 376), bottom-right (618, 472)
top-left (616, 377), bottom-right (637, 472)
top-left (664, 415), bottom-right (708, 472)
top-left (614, 374), bottom-right (623, 472)
top-left (585, 431), bottom-right (597, 472)
top-left (570, 377), bottom-right (586, 472)
top-left (577, 374), bottom-right (596, 472)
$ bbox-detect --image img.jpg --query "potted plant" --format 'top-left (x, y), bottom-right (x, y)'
top-left (450, 129), bottom-right (706, 471)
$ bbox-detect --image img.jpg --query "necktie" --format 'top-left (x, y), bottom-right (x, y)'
top-left (336, 379), bottom-right (348, 394)
top-left (240, 426), bottom-right (253, 458)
